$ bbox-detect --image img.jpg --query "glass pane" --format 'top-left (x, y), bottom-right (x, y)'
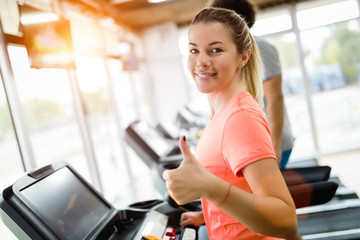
top-left (0, 71), bottom-right (23, 240)
top-left (70, 13), bottom-right (157, 206)
top-left (76, 56), bottom-right (150, 207)
top-left (107, 58), bottom-right (160, 206)
top-left (7, 45), bottom-right (91, 181)
top-left (252, 8), bottom-right (292, 35)
top-left (108, 59), bottom-right (139, 128)
top-left (297, 0), bottom-right (359, 30)
top-left (300, 20), bottom-right (360, 153)
top-left (265, 33), bottom-right (316, 159)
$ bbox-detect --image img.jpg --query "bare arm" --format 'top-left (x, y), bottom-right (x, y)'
top-left (163, 137), bottom-right (300, 240)
top-left (204, 159), bottom-right (300, 239)
top-left (263, 74), bottom-right (285, 164)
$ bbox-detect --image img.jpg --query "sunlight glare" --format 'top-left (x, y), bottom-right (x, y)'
top-left (297, 0), bottom-right (359, 30)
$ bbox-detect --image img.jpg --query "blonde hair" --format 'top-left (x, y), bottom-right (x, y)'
top-left (191, 7), bottom-right (263, 106)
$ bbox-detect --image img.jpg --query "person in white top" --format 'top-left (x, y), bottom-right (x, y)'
top-left (211, 0), bottom-right (295, 169)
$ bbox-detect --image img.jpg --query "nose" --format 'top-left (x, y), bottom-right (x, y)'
top-left (196, 52), bottom-right (211, 68)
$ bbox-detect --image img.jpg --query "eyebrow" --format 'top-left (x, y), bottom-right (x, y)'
top-left (188, 41), bottom-right (225, 47)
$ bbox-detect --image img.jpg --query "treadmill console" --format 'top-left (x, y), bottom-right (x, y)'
top-left (134, 210), bottom-right (168, 240)
top-left (0, 162), bottom-right (198, 240)
top-left (0, 162), bottom-right (119, 240)
top-left (136, 210), bottom-right (197, 240)
top-left (125, 120), bottom-right (182, 168)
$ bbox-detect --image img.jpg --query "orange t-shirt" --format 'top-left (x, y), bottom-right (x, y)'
top-left (196, 92), bottom-right (279, 240)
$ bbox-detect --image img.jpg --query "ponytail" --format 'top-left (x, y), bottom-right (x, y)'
top-left (242, 34), bottom-right (263, 107)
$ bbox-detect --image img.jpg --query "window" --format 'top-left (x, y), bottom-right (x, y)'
top-left (0, 71), bottom-right (24, 240)
top-left (257, 0), bottom-right (360, 158)
top-left (71, 18), bottom-right (157, 205)
top-left (75, 56), bottom-right (140, 205)
top-left (296, 0), bottom-right (359, 30)
top-left (299, 19), bottom-right (360, 153)
top-left (252, 8), bottom-right (293, 35)
top-left (7, 45), bottom-right (91, 181)
top-left (266, 33), bottom-right (317, 158)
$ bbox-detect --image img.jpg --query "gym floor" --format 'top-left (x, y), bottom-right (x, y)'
top-left (318, 149), bottom-right (360, 198)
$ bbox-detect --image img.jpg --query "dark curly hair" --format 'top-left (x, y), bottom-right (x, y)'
top-left (211, 0), bottom-right (257, 28)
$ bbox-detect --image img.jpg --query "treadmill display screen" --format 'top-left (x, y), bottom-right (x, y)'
top-left (133, 121), bottom-right (170, 156)
top-left (20, 167), bottom-right (111, 239)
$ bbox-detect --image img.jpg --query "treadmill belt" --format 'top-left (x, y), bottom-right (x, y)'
top-left (298, 207), bottom-right (360, 236)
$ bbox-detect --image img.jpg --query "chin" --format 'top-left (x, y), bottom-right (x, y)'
top-left (196, 86), bottom-right (212, 94)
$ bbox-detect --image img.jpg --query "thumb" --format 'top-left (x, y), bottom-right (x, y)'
top-left (162, 169), bottom-right (170, 181)
top-left (179, 135), bottom-right (192, 162)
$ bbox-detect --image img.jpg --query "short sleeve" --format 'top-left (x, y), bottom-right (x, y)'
top-left (222, 109), bottom-right (276, 177)
top-left (256, 37), bottom-right (282, 81)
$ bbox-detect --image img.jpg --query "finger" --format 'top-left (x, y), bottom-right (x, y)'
top-left (179, 135), bottom-right (191, 158)
top-left (180, 212), bottom-right (190, 223)
top-left (162, 169), bottom-right (173, 181)
top-left (180, 218), bottom-right (192, 229)
top-left (162, 169), bottom-right (170, 180)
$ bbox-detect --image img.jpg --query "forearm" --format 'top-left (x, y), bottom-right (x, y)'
top-left (224, 188), bottom-right (298, 239)
top-left (203, 174), bottom-right (298, 239)
top-left (263, 75), bottom-right (285, 163)
top-left (267, 94), bottom-right (284, 161)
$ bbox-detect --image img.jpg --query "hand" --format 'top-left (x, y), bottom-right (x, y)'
top-left (180, 211), bottom-right (204, 229)
top-left (162, 136), bottom-right (209, 205)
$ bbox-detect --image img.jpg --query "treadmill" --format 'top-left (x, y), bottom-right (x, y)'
top-left (0, 162), bottom-right (198, 240)
top-left (297, 198), bottom-right (360, 239)
top-left (125, 119), bottom-right (360, 240)
top-left (125, 120), bottom-right (337, 204)
top-left (288, 158), bottom-right (360, 239)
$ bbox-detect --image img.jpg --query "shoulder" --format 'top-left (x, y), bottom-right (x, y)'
top-left (225, 94), bottom-right (267, 130)
top-left (232, 92), bottom-right (263, 112)
top-left (255, 36), bottom-right (279, 59)
top-left (218, 92), bottom-right (266, 130)
top-left (254, 37), bottom-right (282, 80)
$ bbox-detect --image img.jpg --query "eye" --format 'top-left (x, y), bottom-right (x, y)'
top-left (211, 48), bottom-right (223, 54)
top-left (189, 48), bottom-right (198, 54)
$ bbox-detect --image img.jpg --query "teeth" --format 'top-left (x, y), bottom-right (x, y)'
top-left (197, 73), bottom-right (215, 77)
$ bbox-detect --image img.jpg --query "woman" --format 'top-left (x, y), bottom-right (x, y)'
top-left (162, 7), bottom-right (300, 240)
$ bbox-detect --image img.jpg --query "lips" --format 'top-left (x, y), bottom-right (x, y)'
top-left (195, 72), bottom-right (217, 78)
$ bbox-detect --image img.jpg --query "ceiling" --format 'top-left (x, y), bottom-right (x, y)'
top-left (76, 0), bottom-right (298, 32)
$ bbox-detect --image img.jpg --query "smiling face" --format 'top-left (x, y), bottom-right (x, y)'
top-left (187, 22), bottom-right (247, 95)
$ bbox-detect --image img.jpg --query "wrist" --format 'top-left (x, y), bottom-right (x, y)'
top-left (203, 174), bottom-right (231, 206)
top-left (201, 172), bottom-right (218, 200)
top-left (217, 183), bottom-right (232, 207)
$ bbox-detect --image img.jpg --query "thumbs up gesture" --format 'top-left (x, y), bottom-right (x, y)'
top-left (162, 136), bottom-right (211, 205)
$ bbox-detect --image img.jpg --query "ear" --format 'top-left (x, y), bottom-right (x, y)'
top-left (237, 49), bottom-right (251, 69)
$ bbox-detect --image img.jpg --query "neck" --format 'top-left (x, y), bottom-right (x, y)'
top-left (208, 83), bottom-right (247, 119)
